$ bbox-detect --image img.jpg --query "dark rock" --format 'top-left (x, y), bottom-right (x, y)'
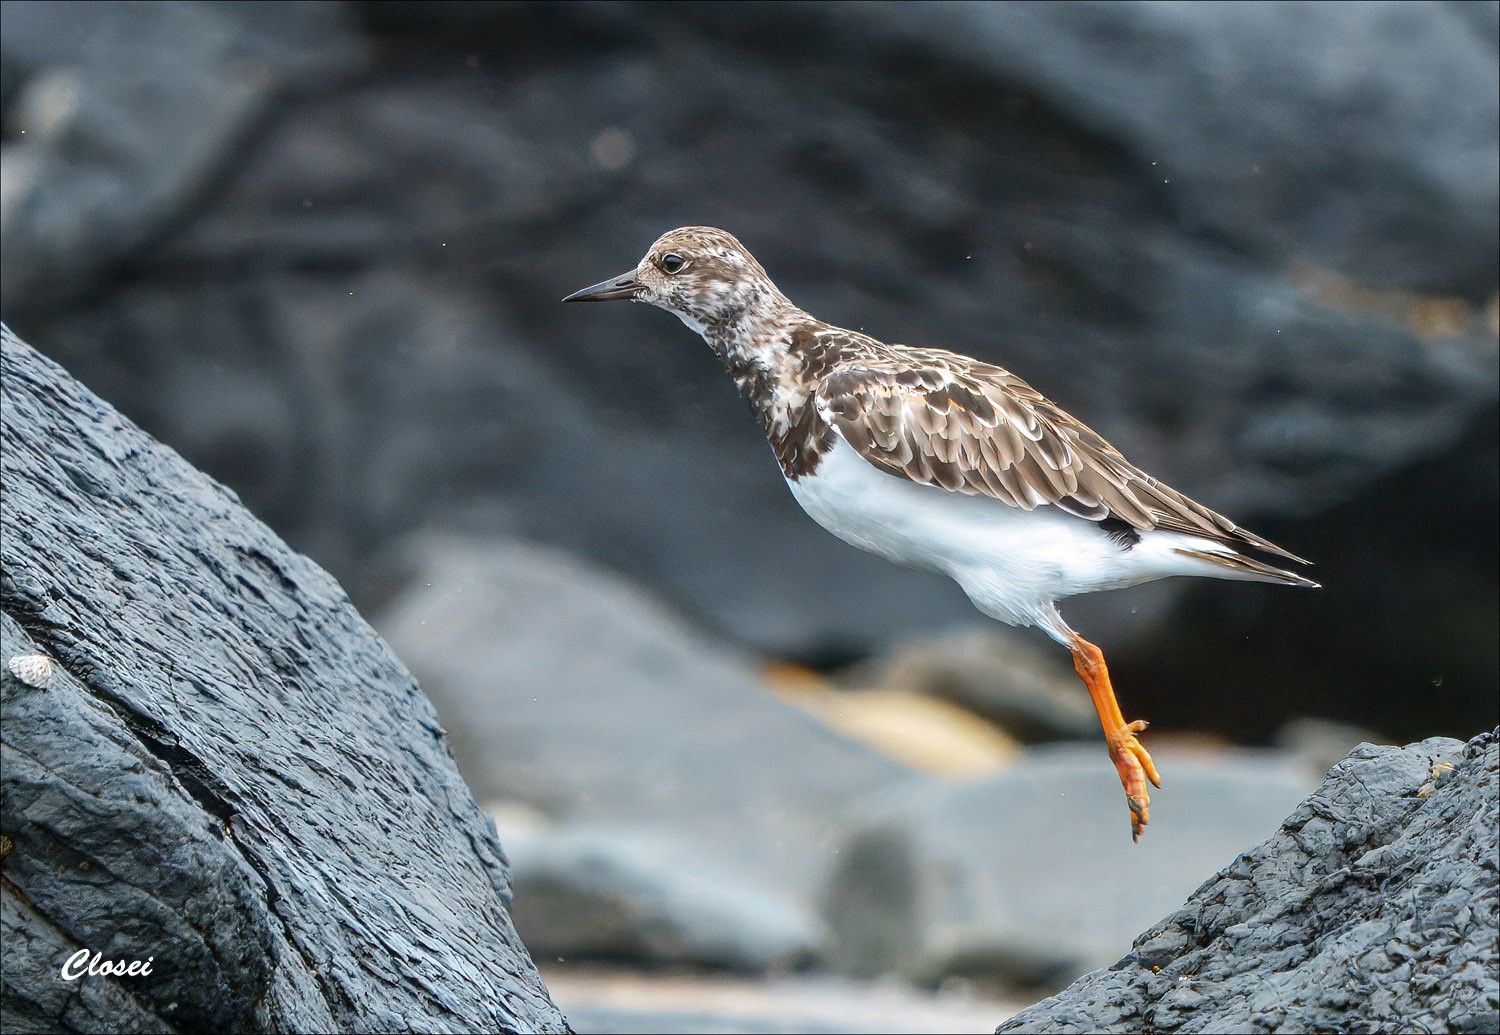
top-left (0, 0), bottom-right (364, 310)
top-left (996, 730), bottom-right (1499, 1034)
top-left (2, 1), bottom-right (1494, 739)
top-left (820, 743), bottom-right (1315, 988)
top-left (0, 327), bottom-right (567, 1033)
top-left (831, 1), bottom-right (1500, 293)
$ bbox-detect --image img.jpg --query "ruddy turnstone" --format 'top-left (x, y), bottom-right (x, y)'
top-left (565, 226), bottom-right (1316, 840)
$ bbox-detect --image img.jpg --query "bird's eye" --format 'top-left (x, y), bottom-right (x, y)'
top-left (659, 252), bottom-right (686, 274)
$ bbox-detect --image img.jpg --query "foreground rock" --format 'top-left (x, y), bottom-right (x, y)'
top-left (0, 328), bottom-right (567, 1033)
top-left (998, 730), bottom-right (1500, 1034)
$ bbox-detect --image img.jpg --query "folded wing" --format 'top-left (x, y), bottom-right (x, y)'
top-left (813, 347), bottom-right (1308, 566)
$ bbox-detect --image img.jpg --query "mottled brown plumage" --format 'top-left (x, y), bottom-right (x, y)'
top-left (805, 333), bottom-right (1310, 574)
top-left (569, 227), bottom-right (1306, 576)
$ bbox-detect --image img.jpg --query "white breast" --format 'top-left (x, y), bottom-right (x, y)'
top-left (784, 435), bottom-right (1214, 631)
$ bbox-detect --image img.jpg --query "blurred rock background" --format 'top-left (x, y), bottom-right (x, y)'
top-left (3, 2), bottom-right (1496, 1030)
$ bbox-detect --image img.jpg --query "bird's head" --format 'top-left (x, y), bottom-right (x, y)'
top-left (563, 226), bottom-right (789, 335)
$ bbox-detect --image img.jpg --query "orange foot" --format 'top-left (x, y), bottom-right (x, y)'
top-left (1107, 718), bottom-right (1163, 841)
top-left (1069, 633), bottom-right (1165, 841)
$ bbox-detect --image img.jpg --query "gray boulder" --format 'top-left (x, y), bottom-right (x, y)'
top-left (821, 744), bottom-right (1316, 987)
top-left (373, 533), bottom-right (914, 969)
top-left (997, 730), bottom-right (1500, 1034)
top-left (503, 824), bottom-right (819, 972)
top-left (0, 327), bottom-right (567, 1034)
top-left (832, 627), bottom-right (1099, 744)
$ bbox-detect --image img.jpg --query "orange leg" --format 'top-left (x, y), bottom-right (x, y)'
top-left (1069, 635), bottom-right (1162, 841)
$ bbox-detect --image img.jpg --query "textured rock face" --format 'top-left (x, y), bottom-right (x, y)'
top-left (996, 730), bottom-right (1500, 1034)
top-left (0, 329), bottom-right (567, 1034)
top-left (1, 1), bottom-right (1493, 741)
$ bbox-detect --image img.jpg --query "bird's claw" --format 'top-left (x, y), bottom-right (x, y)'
top-left (1108, 719), bottom-right (1161, 842)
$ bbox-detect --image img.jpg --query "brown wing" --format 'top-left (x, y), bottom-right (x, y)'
top-left (814, 348), bottom-right (1308, 564)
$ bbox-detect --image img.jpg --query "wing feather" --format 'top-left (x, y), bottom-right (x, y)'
top-left (814, 346), bottom-right (1308, 564)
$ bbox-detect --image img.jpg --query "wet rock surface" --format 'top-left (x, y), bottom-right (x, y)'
top-left (997, 730), bottom-right (1500, 1034)
top-left (1, 1), bottom-right (1494, 739)
top-left (0, 328), bottom-right (567, 1034)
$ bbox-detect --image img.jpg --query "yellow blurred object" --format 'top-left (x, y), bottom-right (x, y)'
top-left (762, 660), bottom-right (826, 690)
top-left (1292, 260), bottom-right (1490, 342)
top-left (772, 678), bottom-right (1019, 778)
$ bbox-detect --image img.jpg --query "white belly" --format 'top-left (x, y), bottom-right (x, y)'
top-left (785, 436), bottom-right (1204, 630)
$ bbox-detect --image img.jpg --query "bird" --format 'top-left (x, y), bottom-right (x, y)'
top-left (564, 226), bottom-right (1317, 840)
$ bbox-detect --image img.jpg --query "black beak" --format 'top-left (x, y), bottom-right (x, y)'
top-left (562, 271), bottom-right (639, 303)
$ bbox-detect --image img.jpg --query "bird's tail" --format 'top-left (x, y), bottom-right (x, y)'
top-left (1172, 547), bottom-right (1320, 588)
